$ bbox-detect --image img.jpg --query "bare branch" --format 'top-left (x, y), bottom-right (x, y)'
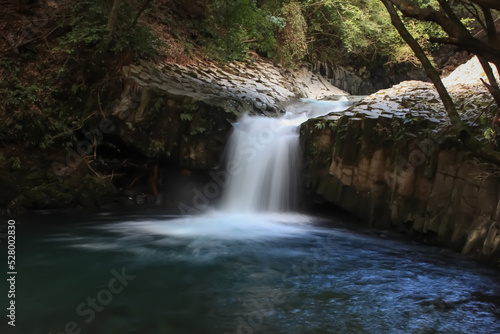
top-left (388, 0), bottom-right (500, 65)
top-left (478, 57), bottom-right (500, 107)
top-left (386, 0), bottom-right (448, 25)
top-left (106, 0), bottom-right (122, 37)
top-left (428, 36), bottom-right (460, 45)
top-left (469, 0), bottom-right (500, 11)
top-left (481, 5), bottom-right (500, 47)
top-left (381, 0), bottom-right (463, 129)
top-left (380, 0), bottom-right (500, 164)
top-left (460, 0), bottom-right (486, 30)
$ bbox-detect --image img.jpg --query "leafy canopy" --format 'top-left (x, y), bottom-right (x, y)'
top-left (197, 0), bottom-right (449, 69)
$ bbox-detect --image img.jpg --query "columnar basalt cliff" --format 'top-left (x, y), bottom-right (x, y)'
top-left (111, 58), bottom-right (347, 168)
top-left (302, 57), bottom-right (500, 265)
top-left (1, 57), bottom-right (346, 213)
top-left (310, 61), bottom-right (428, 95)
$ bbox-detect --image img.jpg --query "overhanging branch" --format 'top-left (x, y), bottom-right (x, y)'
top-left (380, 0), bottom-right (500, 164)
top-left (469, 0), bottom-right (500, 11)
top-left (388, 0), bottom-right (500, 64)
top-left (428, 36), bottom-right (460, 45)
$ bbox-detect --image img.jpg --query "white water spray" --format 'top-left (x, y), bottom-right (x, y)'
top-left (221, 98), bottom-right (351, 213)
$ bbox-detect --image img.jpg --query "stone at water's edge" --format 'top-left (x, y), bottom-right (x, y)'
top-left (302, 57), bottom-right (500, 265)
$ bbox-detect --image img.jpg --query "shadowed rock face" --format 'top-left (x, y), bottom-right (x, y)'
top-left (111, 58), bottom-right (348, 169)
top-left (302, 57), bottom-right (500, 265)
top-left (310, 61), bottom-right (428, 95)
top-left (1, 56), bottom-right (349, 214)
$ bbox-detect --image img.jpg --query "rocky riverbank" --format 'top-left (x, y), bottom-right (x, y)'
top-left (302, 57), bottom-right (500, 265)
top-left (3, 51), bottom-right (500, 266)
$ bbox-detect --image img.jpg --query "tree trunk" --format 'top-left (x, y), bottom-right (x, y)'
top-left (470, 0), bottom-right (500, 11)
top-left (387, 0), bottom-right (500, 65)
top-left (131, 0), bottom-right (154, 28)
top-left (381, 0), bottom-right (463, 130)
top-left (478, 57), bottom-right (500, 107)
top-left (380, 0), bottom-right (500, 164)
top-left (107, 0), bottom-right (122, 37)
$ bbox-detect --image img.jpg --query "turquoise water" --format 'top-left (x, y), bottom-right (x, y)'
top-left (3, 211), bottom-right (500, 334)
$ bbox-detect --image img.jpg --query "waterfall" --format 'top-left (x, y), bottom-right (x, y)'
top-left (220, 98), bottom-right (352, 213)
top-left (220, 115), bottom-right (301, 212)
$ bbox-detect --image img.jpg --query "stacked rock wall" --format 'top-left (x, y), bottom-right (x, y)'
top-left (302, 58), bottom-right (500, 265)
top-left (111, 58), bottom-right (347, 170)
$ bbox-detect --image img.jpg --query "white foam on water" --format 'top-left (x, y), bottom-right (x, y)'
top-left (96, 211), bottom-right (318, 241)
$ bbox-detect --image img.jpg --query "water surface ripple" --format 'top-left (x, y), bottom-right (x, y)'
top-left (9, 212), bottom-right (500, 334)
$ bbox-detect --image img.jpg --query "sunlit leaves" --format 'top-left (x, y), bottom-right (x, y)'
top-left (277, 1), bottom-right (308, 67)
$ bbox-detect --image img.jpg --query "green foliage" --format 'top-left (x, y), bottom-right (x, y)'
top-left (303, 0), bottom-right (415, 65)
top-left (190, 126), bottom-right (207, 135)
top-left (314, 122), bottom-right (326, 130)
top-left (56, 0), bottom-right (161, 59)
top-left (180, 113), bottom-right (193, 121)
top-left (151, 97), bottom-right (165, 113)
top-left (147, 139), bottom-right (166, 158)
top-left (111, 23), bottom-right (161, 58)
top-left (180, 101), bottom-right (198, 121)
top-left (0, 152), bottom-right (22, 170)
top-left (0, 58), bottom-right (80, 149)
top-left (484, 128), bottom-right (495, 141)
top-left (202, 0), bottom-right (285, 61)
top-left (185, 0), bottom-right (453, 69)
top-left (11, 157), bottom-right (21, 170)
top-left (403, 17), bottom-right (447, 55)
top-left (0, 0), bottom-right (165, 153)
top-left (277, 1), bottom-right (308, 67)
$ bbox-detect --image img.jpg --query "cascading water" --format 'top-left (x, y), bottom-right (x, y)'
top-left (221, 97), bottom-right (351, 213)
top-left (220, 115), bottom-right (301, 212)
